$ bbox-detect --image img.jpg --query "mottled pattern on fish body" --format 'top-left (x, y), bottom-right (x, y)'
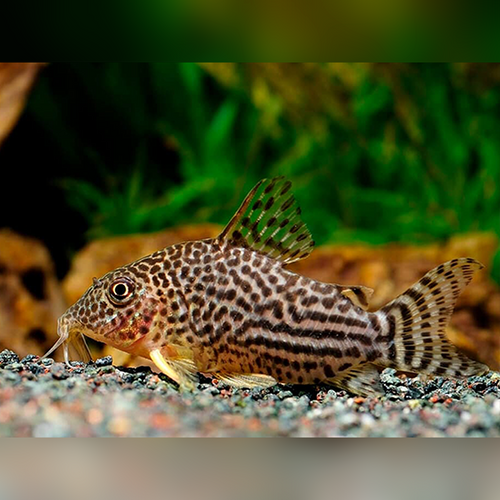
top-left (156, 239), bottom-right (380, 385)
top-left (46, 177), bottom-right (489, 396)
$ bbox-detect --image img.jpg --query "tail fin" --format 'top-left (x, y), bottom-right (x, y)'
top-left (376, 258), bottom-right (489, 378)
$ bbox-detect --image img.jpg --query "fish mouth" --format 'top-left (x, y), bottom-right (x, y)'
top-left (41, 317), bottom-right (93, 364)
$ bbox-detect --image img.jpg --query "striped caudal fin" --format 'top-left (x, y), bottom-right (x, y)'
top-left (376, 258), bottom-right (489, 378)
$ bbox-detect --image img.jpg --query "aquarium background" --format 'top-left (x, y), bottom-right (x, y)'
top-left (1, 63), bottom-right (500, 437)
top-left (0, 63), bottom-right (499, 283)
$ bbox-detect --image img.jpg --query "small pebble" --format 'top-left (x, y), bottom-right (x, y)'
top-left (0, 350), bottom-right (498, 437)
top-left (95, 356), bottom-right (113, 367)
top-left (0, 349), bottom-right (20, 366)
top-left (21, 354), bottom-right (39, 363)
top-left (4, 362), bottom-right (23, 372)
top-left (50, 364), bottom-right (69, 380)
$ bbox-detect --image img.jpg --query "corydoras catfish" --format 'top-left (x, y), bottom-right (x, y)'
top-left (43, 177), bottom-right (489, 395)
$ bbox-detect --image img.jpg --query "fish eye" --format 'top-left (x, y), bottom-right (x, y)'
top-left (108, 277), bottom-right (135, 305)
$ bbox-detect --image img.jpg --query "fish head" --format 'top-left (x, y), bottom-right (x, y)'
top-left (59, 267), bottom-right (164, 352)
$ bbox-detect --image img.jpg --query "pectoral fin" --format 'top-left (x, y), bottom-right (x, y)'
top-left (150, 349), bottom-right (198, 390)
top-left (214, 371), bottom-right (277, 389)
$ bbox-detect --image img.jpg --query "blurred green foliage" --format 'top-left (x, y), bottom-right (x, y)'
top-left (24, 63), bottom-right (500, 281)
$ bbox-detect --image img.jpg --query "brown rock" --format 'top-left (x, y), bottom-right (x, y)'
top-left (0, 229), bottom-right (65, 357)
top-left (0, 63), bottom-right (45, 147)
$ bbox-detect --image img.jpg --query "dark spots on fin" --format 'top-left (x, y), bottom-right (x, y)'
top-left (218, 177), bottom-right (314, 264)
top-left (264, 196), bottom-right (275, 210)
top-left (280, 181), bottom-right (292, 195)
top-left (399, 304), bottom-right (412, 323)
top-left (404, 288), bottom-right (424, 305)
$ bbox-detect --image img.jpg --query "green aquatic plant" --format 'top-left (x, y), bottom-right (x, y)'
top-left (21, 63), bottom-right (500, 283)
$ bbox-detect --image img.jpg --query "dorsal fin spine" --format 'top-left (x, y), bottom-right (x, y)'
top-left (219, 177), bottom-right (315, 265)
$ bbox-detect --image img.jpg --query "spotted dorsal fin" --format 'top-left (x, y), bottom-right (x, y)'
top-left (219, 177), bottom-right (315, 264)
top-left (340, 285), bottom-right (374, 310)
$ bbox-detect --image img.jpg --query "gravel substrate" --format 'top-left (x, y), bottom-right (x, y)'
top-left (1, 349), bottom-right (499, 437)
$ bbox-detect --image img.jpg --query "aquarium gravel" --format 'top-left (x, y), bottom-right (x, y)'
top-left (0, 349), bottom-right (499, 437)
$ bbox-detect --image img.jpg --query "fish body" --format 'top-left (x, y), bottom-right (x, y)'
top-left (45, 178), bottom-right (489, 395)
